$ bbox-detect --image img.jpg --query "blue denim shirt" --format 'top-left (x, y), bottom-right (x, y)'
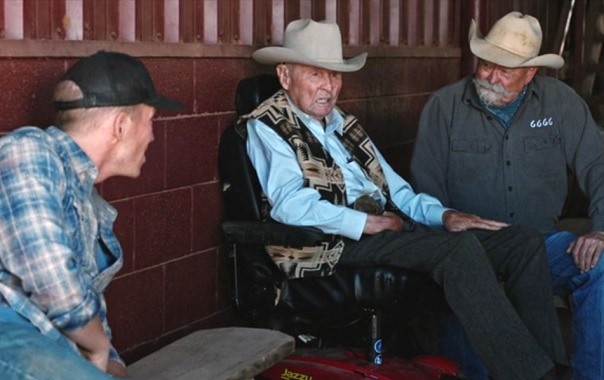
top-left (0, 126), bottom-right (124, 362)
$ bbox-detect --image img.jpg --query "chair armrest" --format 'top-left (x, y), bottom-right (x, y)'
top-left (222, 221), bottom-right (324, 247)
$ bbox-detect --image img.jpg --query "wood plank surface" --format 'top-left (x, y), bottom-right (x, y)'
top-left (128, 327), bottom-right (295, 380)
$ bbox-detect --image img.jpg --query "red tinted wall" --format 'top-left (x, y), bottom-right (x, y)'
top-left (1, 0), bottom-right (564, 364)
top-left (0, 52), bottom-right (459, 362)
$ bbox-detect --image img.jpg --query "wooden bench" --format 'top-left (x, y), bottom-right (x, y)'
top-left (127, 327), bottom-right (295, 380)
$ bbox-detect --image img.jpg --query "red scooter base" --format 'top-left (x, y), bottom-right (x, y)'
top-left (259, 347), bottom-right (460, 379)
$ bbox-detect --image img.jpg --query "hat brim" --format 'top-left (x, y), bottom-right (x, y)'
top-left (145, 94), bottom-right (184, 110)
top-left (54, 94), bottom-right (184, 111)
top-left (253, 46), bottom-right (367, 72)
top-left (468, 20), bottom-right (564, 70)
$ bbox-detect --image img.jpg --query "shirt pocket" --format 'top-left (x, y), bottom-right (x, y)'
top-left (449, 138), bottom-right (493, 182)
top-left (522, 134), bottom-right (564, 178)
top-left (451, 138), bottom-right (492, 154)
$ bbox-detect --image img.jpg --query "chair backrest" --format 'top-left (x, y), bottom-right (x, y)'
top-left (219, 74), bottom-right (281, 222)
top-left (235, 74), bottom-right (282, 116)
top-left (219, 75), bottom-right (285, 322)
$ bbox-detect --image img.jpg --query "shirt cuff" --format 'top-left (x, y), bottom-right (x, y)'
top-left (54, 289), bottom-right (101, 332)
top-left (339, 209), bottom-right (368, 241)
top-left (425, 207), bottom-right (451, 227)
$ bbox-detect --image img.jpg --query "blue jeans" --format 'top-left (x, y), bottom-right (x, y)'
top-left (0, 321), bottom-right (113, 380)
top-left (438, 230), bottom-right (604, 380)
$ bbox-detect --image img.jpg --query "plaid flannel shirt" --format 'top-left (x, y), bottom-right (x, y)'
top-left (0, 126), bottom-right (124, 362)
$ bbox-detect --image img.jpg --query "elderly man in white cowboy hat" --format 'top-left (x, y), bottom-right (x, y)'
top-left (238, 18), bottom-right (568, 379)
top-left (412, 11), bottom-right (604, 379)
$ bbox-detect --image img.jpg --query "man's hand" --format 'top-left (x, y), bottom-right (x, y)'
top-left (363, 212), bottom-right (404, 235)
top-left (442, 210), bottom-right (509, 232)
top-left (107, 360), bottom-right (129, 378)
top-left (567, 231), bottom-right (604, 272)
top-left (79, 344), bottom-right (109, 373)
top-left (65, 316), bottom-right (110, 372)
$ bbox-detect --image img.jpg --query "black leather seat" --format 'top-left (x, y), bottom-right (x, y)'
top-left (219, 74), bottom-right (446, 359)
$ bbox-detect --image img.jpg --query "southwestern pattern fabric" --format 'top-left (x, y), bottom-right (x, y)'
top-left (237, 90), bottom-right (389, 278)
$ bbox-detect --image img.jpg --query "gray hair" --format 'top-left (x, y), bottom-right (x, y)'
top-left (53, 80), bottom-right (141, 131)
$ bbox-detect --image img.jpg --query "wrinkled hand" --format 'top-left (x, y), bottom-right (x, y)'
top-left (363, 212), bottom-right (404, 235)
top-left (442, 210), bottom-right (509, 232)
top-left (567, 231), bottom-right (604, 272)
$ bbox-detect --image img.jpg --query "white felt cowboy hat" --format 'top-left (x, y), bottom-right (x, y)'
top-left (252, 19), bottom-right (367, 72)
top-left (469, 11), bottom-right (564, 69)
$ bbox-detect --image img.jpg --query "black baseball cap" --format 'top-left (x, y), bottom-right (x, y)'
top-left (54, 51), bottom-right (183, 111)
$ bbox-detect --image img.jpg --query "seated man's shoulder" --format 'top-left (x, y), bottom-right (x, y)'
top-left (0, 127), bottom-right (59, 162)
top-left (532, 75), bottom-right (576, 95)
top-left (426, 77), bottom-right (470, 106)
top-left (1, 126), bottom-right (50, 146)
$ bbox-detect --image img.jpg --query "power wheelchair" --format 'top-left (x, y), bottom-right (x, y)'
top-left (219, 74), bottom-right (460, 379)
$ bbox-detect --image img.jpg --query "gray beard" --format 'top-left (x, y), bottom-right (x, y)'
top-left (473, 78), bottom-right (516, 106)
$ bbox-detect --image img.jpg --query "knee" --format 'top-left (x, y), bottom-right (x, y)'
top-left (546, 230), bottom-right (577, 251)
top-left (451, 231), bottom-right (482, 251)
top-left (447, 232), bottom-right (487, 263)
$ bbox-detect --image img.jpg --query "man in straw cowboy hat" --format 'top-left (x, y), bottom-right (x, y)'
top-left (412, 11), bottom-right (604, 379)
top-left (238, 18), bottom-right (567, 379)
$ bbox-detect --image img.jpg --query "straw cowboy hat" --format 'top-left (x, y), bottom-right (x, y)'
top-left (252, 19), bottom-right (367, 72)
top-left (469, 11), bottom-right (564, 69)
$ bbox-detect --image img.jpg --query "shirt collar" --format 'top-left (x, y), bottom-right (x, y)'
top-left (46, 126), bottom-right (99, 189)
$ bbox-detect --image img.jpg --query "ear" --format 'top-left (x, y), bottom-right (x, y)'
top-left (524, 67), bottom-right (539, 85)
top-left (276, 64), bottom-right (290, 90)
top-left (111, 111), bottom-right (129, 143)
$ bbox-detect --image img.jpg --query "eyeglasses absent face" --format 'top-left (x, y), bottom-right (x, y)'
top-left (277, 63), bottom-right (342, 121)
top-left (474, 59), bottom-right (538, 106)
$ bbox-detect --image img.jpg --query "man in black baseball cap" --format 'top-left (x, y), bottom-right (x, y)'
top-left (55, 50), bottom-right (182, 111)
top-left (0, 51), bottom-right (182, 379)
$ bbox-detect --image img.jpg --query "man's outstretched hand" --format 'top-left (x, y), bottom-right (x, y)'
top-left (443, 210), bottom-right (509, 232)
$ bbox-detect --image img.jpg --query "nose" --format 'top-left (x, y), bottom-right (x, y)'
top-left (486, 68), bottom-right (502, 84)
top-left (321, 75), bottom-right (334, 91)
top-left (317, 71), bottom-right (339, 91)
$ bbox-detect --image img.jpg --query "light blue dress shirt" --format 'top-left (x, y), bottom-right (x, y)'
top-left (246, 97), bottom-right (448, 241)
